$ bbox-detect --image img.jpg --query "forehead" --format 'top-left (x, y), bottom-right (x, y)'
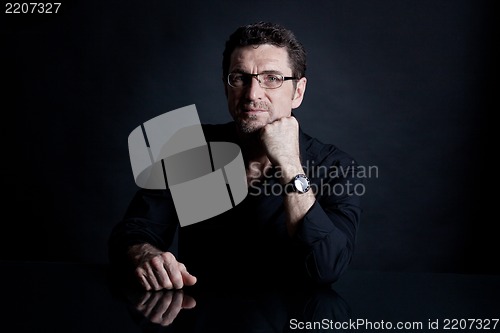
top-left (229, 44), bottom-right (291, 72)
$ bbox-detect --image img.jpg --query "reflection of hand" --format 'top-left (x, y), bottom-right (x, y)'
top-left (134, 290), bottom-right (196, 327)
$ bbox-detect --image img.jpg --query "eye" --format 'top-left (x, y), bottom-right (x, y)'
top-left (231, 73), bottom-right (244, 82)
top-left (264, 74), bottom-right (282, 83)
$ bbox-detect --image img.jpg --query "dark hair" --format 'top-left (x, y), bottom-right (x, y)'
top-left (222, 21), bottom-right (307, 80)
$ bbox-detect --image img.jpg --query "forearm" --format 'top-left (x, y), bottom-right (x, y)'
top-left (261, 116), bottom-right (318, 236)
top-left (279, 163), bottom-right (316, 236)
top-left (108, 189), bottom-right (179, 269)
top-left (296, 201), bottom-right (360, 284)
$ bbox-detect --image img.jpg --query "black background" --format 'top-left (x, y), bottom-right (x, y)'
top-left (2, 0), bottom-right (497, 274)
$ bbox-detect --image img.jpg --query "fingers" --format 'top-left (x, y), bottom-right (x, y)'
top-left (159, 290), bottom-right (183, 326)
top-left (135, 252), bottom-right (197, 291)
top-left (164, 257), bottom-right (184, 289)
top-left (179, 262), bottom-right (197, 286)
top-left (139, 292), bottom-right (165, 319)
top-left (136, 257), bottom-right (166, 291)
top-left (181, 293), bottom-right (197, 309)
top-left (134, 290), bottom-right (196, 327)
top-left (259, 117), bottom-right (300, 167)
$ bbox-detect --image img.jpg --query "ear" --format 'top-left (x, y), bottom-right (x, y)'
top-left (291, 77), bottom-right (307, 109)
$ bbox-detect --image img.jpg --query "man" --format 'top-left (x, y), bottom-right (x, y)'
top-left (109, 21), bottom-right (362, 291)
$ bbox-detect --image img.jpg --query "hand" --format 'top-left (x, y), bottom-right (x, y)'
top-left (133, 289), bottom-right (196, 327)
top-left (129, 244), bottom-right (197, 291)
top-left (260, 116), bottom-right (302, 177)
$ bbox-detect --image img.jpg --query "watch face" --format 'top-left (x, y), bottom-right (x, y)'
top-left (293, 175), bottom-right (310, 193)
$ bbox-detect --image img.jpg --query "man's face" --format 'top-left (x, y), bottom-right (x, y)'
top-left (225, 44), bottom-right (307, 134)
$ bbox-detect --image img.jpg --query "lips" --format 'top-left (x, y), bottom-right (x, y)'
top-left (243, 109), bottom-right (266, 113)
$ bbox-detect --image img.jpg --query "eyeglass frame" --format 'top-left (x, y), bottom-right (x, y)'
top-left (227, 72), bottom-right (298, 89)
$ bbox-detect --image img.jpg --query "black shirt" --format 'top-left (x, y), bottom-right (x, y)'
top-left (109, 121), bottom-right (362, 289)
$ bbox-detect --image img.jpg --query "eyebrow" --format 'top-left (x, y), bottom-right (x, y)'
top-left (231, 69), bottom-right (285, 75)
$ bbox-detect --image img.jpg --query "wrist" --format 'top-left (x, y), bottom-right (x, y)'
top-left (128, 243), bottom-right (161, 265)
top-left (283, 173), bottom-right (311, 195)
top-left (275, 161), bottom-right (304, 185)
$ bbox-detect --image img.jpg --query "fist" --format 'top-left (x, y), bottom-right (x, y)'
top-left (260, 116), bottom-right (300, 167)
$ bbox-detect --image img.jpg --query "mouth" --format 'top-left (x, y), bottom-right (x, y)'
top-left (241, 108), bottom-right (268, 114)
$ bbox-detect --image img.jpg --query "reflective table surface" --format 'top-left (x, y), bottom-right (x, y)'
top-left (2, 261), bottom-right (499, 332)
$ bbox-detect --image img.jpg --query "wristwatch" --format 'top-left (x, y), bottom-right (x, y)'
top-left (285, 174), bottom-right (311, 194)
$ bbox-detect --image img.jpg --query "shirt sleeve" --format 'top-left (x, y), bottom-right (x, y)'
top-left (107, 188), bottom-right (180, 271)
top-left (295, 153), bottom-right (363, 285)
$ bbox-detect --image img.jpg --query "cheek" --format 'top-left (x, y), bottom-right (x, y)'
top-left (275, 92), bottom-right (294, 107)
top-left (272, 87), bottom-right (294, 102)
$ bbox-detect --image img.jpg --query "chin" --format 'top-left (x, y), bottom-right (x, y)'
top-left (236, 119), bottom-right (265, 134)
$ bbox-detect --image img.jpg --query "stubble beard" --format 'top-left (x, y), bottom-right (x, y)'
top-left (237, 114), bottom-right (266, 134)
top-left (235, 102), bottom-right (273, 134)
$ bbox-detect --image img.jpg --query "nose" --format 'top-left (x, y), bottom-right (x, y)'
top-left (244, 75), bottom-right (265, 100)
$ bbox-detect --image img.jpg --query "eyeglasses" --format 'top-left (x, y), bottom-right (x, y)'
top-left (227, 72), bottom-right (297, 89)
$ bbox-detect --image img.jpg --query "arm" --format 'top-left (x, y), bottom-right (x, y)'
top-left (260, 116), bottom-right (315, 236)
top-left (108, 189), bottom-right (196, 290)
top-left (295, 174), bottom-right (362, 284)
top-left (261, 116), bottom-right (362, 285)
top-left (289, 143), bottom-right (362, 284)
